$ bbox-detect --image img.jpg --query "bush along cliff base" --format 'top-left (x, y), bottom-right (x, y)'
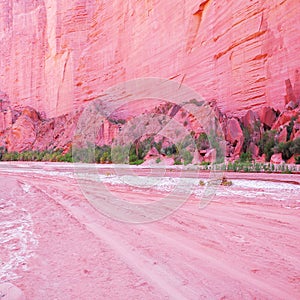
top-left (0, 99), bottom-right (300, 171)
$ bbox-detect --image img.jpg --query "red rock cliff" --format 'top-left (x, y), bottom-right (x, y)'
top-left (0, 0), bottom-right (300, 117)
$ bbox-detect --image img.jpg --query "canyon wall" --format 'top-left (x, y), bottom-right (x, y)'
top-left (0, 0), bottom-right (300, 118)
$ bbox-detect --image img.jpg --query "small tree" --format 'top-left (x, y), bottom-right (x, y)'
top-left (259, 130), bottom-right (276, 162)
top-left (291, 138), bottom-right (300, 155)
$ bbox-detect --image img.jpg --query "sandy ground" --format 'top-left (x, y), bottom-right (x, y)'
top-left (0, 162), bottom-right (299, 299)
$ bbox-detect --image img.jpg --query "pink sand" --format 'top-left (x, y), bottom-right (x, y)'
top-left (0, 162), bottom-right (299, 299)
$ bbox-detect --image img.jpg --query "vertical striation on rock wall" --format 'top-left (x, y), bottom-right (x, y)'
top-left (0, 0), bottom-right (299, 118)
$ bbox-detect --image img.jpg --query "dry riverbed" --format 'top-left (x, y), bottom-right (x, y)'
top-left (0, 162), bottom-right (299, 299)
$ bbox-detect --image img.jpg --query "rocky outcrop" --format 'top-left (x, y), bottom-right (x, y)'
top-left (1, 99), bottom-right (300, 165)
top-left (0, 110), bottom-right (12, 133)
top-left (287, 155), bottom-right (296, 164)
top-left (225, 118), bottom-right (244, 158)
top-left (192, 150), bottom-right (203, 164)
top-left (96, 121), bottom-right (120, 147)
top-left (0, 1), bottom-right (300, 118)
top-left (145, 147), bottom-right (160, 160)
top-left (242, 110), bottom-right (259, 133)
top-left (248, 142), bottom-right (259, 159)
top-left (272, 109), bottom-right (299, 130)
top-left (259, 107), bottom-right (278, 129)
top-left (6, 113), bottom-right (36, 152)
top-left (277, 127), bottom-right (287, 143)
top-left (270, 153), bottom-right (284, 165)
top-left (1, 105), bottom-right (77, 152)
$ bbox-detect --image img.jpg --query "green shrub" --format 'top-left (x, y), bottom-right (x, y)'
top-left (273, 141), bottom-right (293, 161)
top-left (286, 118), bottom-right (296, 141)
top-left (129, 153), bottom-right (138, 163)
top-left (162, 144), bottom-right (177, 156)
top-left (208, 131), bottom-right (225, 164)
top-left (227, 162), bottom-right (233, 171)
top-left (138, 137), bottom-right (154, 159)
top-left (153, 141), bottom-right (162, 153)
top-left (259, 130), bottom-right (276, 162)
top-left (242, 127), bottom-right (251, 153)
top-left (2, 152), bottom-right (19, 161)
top-left (282, 165), bottom-right (292, 174)
top-left (271, 138), bottom-right (300, 162)
top-left (100, 151), bottom-right (111, 163)
top-left (196, 133), bottom-right (209, 150)
top-left (111, 145), bottom-right (129, 164)
top-left (239, 151), bottom-right (252, 163)
top-left (255, 163), bottom-right (262, 172)
top-left (129, 159), bottom-right (144, 165)
top-left (291, 138), bottom-right (300, 155)
top-left (182, 150), bottom-right (193, 165)
top-left (174, 157), bottom-right (182, 165)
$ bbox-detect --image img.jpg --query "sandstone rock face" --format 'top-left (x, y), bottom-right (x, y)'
top-left (256, 154), bottom-right (266, 163)
top-left (294, 70), bottom-right (300, 104)
top-left (192, 150), bottom-right (203, 164)
top-left (242, 110), bottom-right (258, 133)
top-left (0, 111), bottom-right (11, 132)
top-left (294, 131), bottom-right (300, 140)
top-left (277, 127), bottom-right (287, 143)
top-left (21, 107), bottom-right (40, 122)
top-left (270, 153), bottom-right (284, 165)
top-left (204, 148), bottom-right (216, 163)
top-left (3, 105), bottom-right (77, 152)
top-left (272, 110), bottom-right (299, 130)
top-left (0, 98), bottom-right (13, 132)
top-left (285, 101), bottom-right (297, 111)
top-left (96, 120), bottom-right (119, 147)
top-left (259, 107), bottom-right (277, 128)
top-left (0, 0), bottom-right (300, 118)
top-left (144, 147), bottom-right (160, 160)
top-left (287, 155), bottom-right (295, 165)
top-left (6, 114), bottom-right (36, 152)
top-left (249, 142), bottom-right (259, 159)
top-left (33, 119), bottom-right (55, 151)
top-left (225, 118), bottom-right (244, 157)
